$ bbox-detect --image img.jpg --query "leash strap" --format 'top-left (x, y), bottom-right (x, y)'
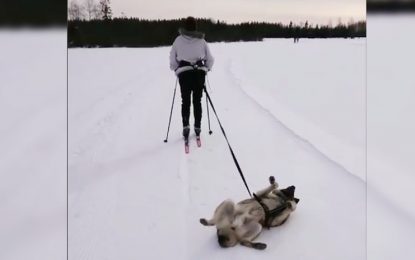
top-left (203, 87), bottom-right (252, 197)
top-left (253, 193), bottom-right (271, 226)
top-left (253, 193), bottom-right (288, 228)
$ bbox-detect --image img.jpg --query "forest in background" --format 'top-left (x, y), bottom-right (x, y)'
top-left (68, 18), bottom-right (366, 48)
top-left (67, 0), bottom-right (366, 48)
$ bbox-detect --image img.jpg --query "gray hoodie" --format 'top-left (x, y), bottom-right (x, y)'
top-left (169, 29), bottom-right (214, 75)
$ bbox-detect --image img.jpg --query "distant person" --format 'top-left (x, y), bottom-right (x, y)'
top-left (169, 16), bottom-right (214, 140)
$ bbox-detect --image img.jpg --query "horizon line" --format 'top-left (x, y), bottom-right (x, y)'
top-left (90, 15), bottom-right (367, 26)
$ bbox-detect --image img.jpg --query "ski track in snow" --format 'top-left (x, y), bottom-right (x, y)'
top-left (225, 58), bottom-right (360, 182)
top-left (69, 41), bottom-right (366, 260)
top-left (69, 51), bottom-right (189, 259)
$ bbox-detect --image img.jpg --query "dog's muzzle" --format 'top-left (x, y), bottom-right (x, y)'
top-left (218, 235), bottom-right (229, 248)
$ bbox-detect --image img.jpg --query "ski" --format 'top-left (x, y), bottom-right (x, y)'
top-left (184, 135), bottom-right (201, 153)
top-left (184, 137), bottom-right (190, 154)
top-left (196, 136), bottom-right (201, 147)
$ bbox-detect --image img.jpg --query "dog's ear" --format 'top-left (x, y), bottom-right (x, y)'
top-left (294, 198), bottom-right (300, 204)
top-left (288, 186), bottom-right (296, 195)
top-left (281, 186), bottom-right (296, 198)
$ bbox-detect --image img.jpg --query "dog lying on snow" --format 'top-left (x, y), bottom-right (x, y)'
top-left (200, 176), bottom-right (299, 250)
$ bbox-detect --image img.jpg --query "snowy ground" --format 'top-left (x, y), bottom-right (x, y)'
top-left (69, 38), bottom-right (366, 259)
top-left (367, 15), bottom-right (415, 260)
top-left (0, 30), bottom-right (67, 260)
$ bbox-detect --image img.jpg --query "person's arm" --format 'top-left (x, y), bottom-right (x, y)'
top-left (169, 41), bottom-right (179, 71)
top-left (204, 41), bottom-right (214, 71)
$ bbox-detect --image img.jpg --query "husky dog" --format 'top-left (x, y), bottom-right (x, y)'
top-left (200, 176), bottom-right (299, 250)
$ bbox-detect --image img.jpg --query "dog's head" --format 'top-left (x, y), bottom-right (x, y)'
top-left (216, 226), bottom-right (238, 248)
top-left (280, 185), bottom-right (300, 205)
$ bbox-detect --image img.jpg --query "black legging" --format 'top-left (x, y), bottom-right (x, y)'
top-left (178, 70), bottom-right (206, 128)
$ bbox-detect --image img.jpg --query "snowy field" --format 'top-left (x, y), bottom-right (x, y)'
top-left (0, 30), bottom-right (67, 260)
top-left (69, 38), bottom-right (366, 259)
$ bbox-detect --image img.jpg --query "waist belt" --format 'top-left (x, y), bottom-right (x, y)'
top-left (175, 60), bottom-right (208, 75)
top-left (178, 60), bottom-right (206, 69)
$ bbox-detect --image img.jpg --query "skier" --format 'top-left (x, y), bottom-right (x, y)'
top-left (169, 16), bottom-right (214, 142)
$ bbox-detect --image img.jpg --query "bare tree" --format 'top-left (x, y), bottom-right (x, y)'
top-left (68, 0), bottom-right (85, 21)
top-left (85, 0), bottom-right (100, 20)
top-left (99, 0), bottom-right (112, 20)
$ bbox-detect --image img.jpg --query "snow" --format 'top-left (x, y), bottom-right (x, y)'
top-left (0, 30), bottom-right (67, 260)
top-left (367, 14), bottom-right (415, 260)
top-left (69, 38), bottom-right (366, 259)
top-left (2, 18), bottom-right (414, 260)
top-left (229, 38), bottom-right (366, 180)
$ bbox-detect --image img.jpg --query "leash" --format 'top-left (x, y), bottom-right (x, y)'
top-left (175, 61), bottom-right (252, 197)
top-left (203, 81), bottom-right (289, 224)
top-left (203, 86), bottom-right (252, 197)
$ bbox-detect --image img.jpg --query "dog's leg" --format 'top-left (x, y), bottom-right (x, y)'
top-left (254, 183), bottom-right (278, 198)
top-left (236, 221), bottom-right (266, 249)
top-left (254, 176), bottom-right (279, 198)
top-left (200, 218), bottom-right (215, 226)
top-left (240, 240), bottom-right (267, 250)
top-left (200, 200), bottom-right (235, 227)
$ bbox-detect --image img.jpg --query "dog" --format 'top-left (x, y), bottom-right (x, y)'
top-left (200, 176), bottom-right (299, 250)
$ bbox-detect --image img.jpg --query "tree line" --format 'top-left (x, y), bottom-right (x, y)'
top-left (367, 0), bottom-right (415, 12)
top-left (68, 18), bottom-right (366, 48)
top-left (67, 1), bottom-right (366, 48)
top-left (0, 0), bottom-right (66, 26)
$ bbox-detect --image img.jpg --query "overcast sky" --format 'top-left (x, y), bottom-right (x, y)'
top-left (110, 0), bottom-right (365, 25)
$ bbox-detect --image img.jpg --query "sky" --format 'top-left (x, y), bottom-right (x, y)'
top-left (110, 0), bottom-right (366, 25)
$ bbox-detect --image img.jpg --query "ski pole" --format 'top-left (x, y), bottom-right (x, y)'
top-left (205, 90), bottom-right (213, 135)
top-left (164, 79), bottom-right (178, 143)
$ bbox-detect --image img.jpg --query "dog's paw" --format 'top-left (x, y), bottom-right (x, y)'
top-left (269, 176), bottom-right (278, 189)
top-left (200, 218), bottom-right (208, 226)
top-left (253, 242), bottom-right (267, 250)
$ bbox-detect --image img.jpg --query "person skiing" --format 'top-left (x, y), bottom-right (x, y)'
top-left (169, 16), bottom-right (214, 141)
